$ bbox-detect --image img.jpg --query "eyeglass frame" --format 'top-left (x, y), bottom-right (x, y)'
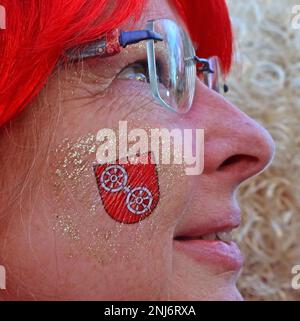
top-left (64, 18), bottom-right (227, 113)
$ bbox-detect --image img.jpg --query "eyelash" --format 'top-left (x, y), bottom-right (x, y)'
top-left (117, 59), bottom-right (165, 84)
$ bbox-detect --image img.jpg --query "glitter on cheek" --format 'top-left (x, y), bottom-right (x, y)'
top-left (50, 134), bottom-right (114, 263)
top-left (49, 95), bottom-right (192, 261)
top-left (50, 133), bottom-right (158, 264)
top-left (53, 214), bottom-right (81, 241)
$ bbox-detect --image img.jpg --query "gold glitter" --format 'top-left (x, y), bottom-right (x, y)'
top-left (53, 214), bottom-right (80, 241)
top-left (89, 204), bottom-right (97, 215)
top-left (53, 133), bottom-right (97, 190)
top-left (55, 169), bottom-right (62, 177)
top-left (104, 231), bottom-right (112, 241)
top-left (50, 130), bottom-right (170, 264)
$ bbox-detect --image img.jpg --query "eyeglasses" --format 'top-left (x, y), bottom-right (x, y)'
top-left (65, 18), bottom-right (228, 114)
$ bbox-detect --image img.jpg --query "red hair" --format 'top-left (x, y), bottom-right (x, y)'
top-left (0, 0), bottom-right (232, 127)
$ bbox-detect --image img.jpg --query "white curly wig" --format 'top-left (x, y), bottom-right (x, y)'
top-left (227, 0), bottom-right (300, 300)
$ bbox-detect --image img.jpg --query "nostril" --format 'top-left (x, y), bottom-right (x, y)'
top-left (218, 154), bottom-right (258, 171)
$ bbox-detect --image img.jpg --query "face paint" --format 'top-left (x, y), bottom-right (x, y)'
top-left (94, 152), bottom-right (160, 224)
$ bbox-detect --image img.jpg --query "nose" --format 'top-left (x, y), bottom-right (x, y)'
top-left (189, 80), bottom-right (275, 183)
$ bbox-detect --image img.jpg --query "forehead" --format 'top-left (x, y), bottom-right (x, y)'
top-left (126, 0), bottom-right (184, 30)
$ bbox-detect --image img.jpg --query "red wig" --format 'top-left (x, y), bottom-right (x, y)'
top-left (0, 0), bottom-right (232, 127)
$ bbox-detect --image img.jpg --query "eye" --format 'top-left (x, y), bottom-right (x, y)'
top-left (117, 60), bottom-right (165, 85)
top-left (117, 61), bottom-right (149, 83)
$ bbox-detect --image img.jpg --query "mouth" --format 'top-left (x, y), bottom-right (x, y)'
top-left (173, 217), bottom-right (244, 272)
top-left (175, 228), bottom-right (234, 244)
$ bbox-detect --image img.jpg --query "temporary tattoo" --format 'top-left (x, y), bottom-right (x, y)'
top-left (94, 152), bottom-right (160, 224)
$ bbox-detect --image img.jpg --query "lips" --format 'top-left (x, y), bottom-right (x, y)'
top-left (174, 213), bottom-right (243, 271)
top-left (175, 228), bottom-right (234, 244)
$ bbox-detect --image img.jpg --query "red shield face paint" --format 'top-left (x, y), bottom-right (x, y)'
top-left (94, 152), bottom-right (160, 224)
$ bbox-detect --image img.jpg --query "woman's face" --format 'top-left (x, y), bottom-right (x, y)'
top-left (0, 0), bottom-right (274, 300)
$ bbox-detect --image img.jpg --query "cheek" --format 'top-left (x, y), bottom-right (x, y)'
top-left (48, 135), bottom-right (175, 262)
top-left (49, 130), bottom-right (192, 267)
top-left (47, 79), bottom-right (194, 261)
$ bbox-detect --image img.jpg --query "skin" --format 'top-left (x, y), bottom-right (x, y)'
top-left (0, 0), bottom-right (274, 300)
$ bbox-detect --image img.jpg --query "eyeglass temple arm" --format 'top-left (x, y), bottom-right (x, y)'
top-left (194, 56), bottom-right (230, 93)
top-left (65, 29), bottom-right (163, 61)
top-left (119, 30), bottom-right (163, 47)
top-left (194, 56), bottom-right (214, 74)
